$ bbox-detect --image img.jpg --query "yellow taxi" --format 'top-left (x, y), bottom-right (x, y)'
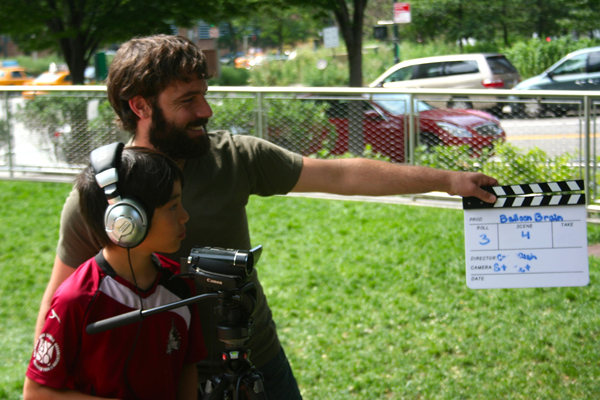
top-left (29, 70), bottom-right (72, 85)
top-left (22, 69), bottom-right (72, 99)
top-left (0, 66), bottom-right (34, 85)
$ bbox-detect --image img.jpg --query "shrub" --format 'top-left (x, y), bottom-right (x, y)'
top-left (415, 142), bottom-right (582, 185)
top-left (502, 36), bottom-right (600, 79)
top-left (209, 66), bottom-right (250, 86)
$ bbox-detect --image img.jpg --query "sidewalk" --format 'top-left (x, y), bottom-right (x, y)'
top-left (589, 244), bottom-right (600, 257)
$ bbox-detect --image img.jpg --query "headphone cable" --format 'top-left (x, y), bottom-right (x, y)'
top-left (123, 247), bottom-right (144, 400)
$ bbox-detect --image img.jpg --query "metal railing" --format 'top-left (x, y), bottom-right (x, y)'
top-left (2, 85), bottom-right (600, 205)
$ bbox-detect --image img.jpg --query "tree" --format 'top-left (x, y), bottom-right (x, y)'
top-left (0, 0), bottom-right (215, 84)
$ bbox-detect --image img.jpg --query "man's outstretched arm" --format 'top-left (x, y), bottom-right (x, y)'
top-left (292, 157), bottom-right (498, 203)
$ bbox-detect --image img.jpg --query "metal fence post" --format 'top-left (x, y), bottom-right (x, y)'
top-left (407, 93), bottom-right (416, 165)
top-left (594, 100), bottom-right (598, 200)
top-left (584, 95), bottom-right (591, 204)
top-left (4, 91), bottom-right (14, 178)
top-left (256, 92), bottom-right (264, 139)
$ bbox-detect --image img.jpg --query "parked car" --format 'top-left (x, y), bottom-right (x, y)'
top-left (510, 46), bottom-right (600, 118)
top-left (270, 94), bottom-right (506, 163)
top-left (369, 54), bottom-right (521, 111)
top-left (21, 70), bottom-right (72, 99)
top-left (0, 66), bottom-right (34, 85)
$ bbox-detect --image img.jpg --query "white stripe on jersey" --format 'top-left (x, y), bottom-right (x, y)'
top-left (99, 277), bottom-right (191, 328)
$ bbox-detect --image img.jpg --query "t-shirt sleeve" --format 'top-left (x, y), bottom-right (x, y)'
top-left (232, 134), bottom-right (303, 196)
top-left (56, 188), bottom-right (102, 269)
top-left (26, 289), bottom-right (83, 389)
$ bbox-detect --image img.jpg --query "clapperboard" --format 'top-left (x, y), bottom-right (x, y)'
top-left (462, 180), bottom-right (589, 289)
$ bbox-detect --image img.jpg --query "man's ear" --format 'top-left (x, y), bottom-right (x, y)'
top-left (128, 96), bottom-right (151, 120)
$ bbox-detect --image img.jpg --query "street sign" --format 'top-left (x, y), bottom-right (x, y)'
top-left (393, 2), bottom-right (411, 24)
top-left (323, 26), bottom-right (339, 49)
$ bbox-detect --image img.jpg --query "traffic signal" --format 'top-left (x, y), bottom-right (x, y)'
top-left (374, 26), bottom-right (388, 41)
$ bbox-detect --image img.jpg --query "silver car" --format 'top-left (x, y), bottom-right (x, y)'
top-left (369, 53), bottom-right (521, 111)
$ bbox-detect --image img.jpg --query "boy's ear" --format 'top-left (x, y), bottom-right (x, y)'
top-left (129, 96), bottom-right (151, 120)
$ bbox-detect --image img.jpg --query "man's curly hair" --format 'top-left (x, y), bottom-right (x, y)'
top-left (106, 34), bottom-right (210, 133)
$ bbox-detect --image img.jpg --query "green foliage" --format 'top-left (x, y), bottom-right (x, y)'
top-left (209, 66), bottom-right (250, 86)
top-left (481, 143), bottom-right (582, 185)
top-left (208, 94), bottom-right (256, 135)
top-left (265, 98), bottom-right (334, 154)
top-left (502, 36), bottom-right (600, 79)
top-left (208, 94), bottom-right (334, 155)
top-left (16, 94), bottom-right (91, 164)
top-left (309, 144), bottom-right (391, 162)
top-left (415, 142), bottom-right (581, 185)
top-left (248, 47), bottom-right (350, 87)
top-left (16, 95), bottom-right (126, 164)
top-left (415, 144), bottom-right (489, 172)
top-left (88, 99), bottom-right (130, 145)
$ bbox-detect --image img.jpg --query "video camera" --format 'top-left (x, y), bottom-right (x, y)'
top-left (182, 245), bottom-right (263, 290)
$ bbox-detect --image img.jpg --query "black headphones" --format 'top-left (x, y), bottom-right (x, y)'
top-left (90, 142), bottom-right (149, 248)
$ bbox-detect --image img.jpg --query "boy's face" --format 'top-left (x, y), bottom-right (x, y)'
top-left (141, 180), bottom-right (189, 254)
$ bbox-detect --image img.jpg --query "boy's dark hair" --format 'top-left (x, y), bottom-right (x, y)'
top-left (76, 147), bottom-right (184, 248)
top-left (107, 34), bottom-right (211, 133)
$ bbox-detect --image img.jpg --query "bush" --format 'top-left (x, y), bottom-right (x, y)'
top-left (502, 36), bottom-right (600, 79)
top-left (208, 94), bottom-right (335, 155)
top-left (415, 142), bottom-right (582, 185)
top-left (209, 66), bottom-right (250, 86)
top-left (16, 94), bottom-right (127, 165)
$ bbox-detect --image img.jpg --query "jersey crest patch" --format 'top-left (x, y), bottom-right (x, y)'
top-left (33, 333), bottom-right (61, 372)
top-left (167, 318), bottom-right (181, 354)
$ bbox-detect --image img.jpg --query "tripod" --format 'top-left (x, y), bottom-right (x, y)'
top-left (201, 282), bottom-right (267, 400)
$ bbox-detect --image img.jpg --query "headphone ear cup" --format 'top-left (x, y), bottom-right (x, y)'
top-left (104, 197), bottom-right (148, 248)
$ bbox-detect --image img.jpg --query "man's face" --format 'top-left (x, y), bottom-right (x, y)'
top-left (148, 78), bottom-right (213, 160)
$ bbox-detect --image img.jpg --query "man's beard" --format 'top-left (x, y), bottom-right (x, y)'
top-left (148, 101), bottom-right (210, 160)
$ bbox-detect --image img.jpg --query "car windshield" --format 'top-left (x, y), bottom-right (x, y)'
top-left (371, 94), bottom-right (433, 116)
top-left (34, 73), bottom-right (62, 84)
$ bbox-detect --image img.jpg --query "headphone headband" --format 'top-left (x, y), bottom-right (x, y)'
top-left (91, 142), bottom-right (125, 204)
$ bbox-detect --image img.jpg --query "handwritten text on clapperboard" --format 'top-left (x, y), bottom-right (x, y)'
top-left (463, 181), bottom-right (589, 289)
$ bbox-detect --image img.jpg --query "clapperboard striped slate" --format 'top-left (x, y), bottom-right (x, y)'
top-left (462, 179), bottom-right (589, 289)
top-left (463, 180), bottom-right (585, 209)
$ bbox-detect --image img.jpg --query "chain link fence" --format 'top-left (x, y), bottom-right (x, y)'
top-left (2, 86), bottom-right (600, 203)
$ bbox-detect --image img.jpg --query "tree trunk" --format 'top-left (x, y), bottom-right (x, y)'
top-left (333, 0), bottom-right (368, 155)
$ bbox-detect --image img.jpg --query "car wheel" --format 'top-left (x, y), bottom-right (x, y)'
top-left (524, 102), bottom-right (545, 118)
top-left (419, 132), bottom-right (442, 151)
top-left (549, 104), bottom-right (568, 118)
top-left (447, 98), bottom-right (473, 110)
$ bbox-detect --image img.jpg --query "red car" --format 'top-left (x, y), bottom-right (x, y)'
top-left (305, 93), bottom-right (506, 163)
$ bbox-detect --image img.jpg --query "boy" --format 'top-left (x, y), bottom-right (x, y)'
top-left (24, 144), bottom-right (206, 399)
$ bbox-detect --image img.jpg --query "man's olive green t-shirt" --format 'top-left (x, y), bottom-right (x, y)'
top-left (57, 131), bottom-right (303, 373)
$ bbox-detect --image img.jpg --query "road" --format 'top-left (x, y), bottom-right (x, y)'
top-left (500, 116), bottom-right (599, 158)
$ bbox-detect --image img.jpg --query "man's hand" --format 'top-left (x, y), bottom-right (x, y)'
top-left (446, 171), bottom-right (498, 203)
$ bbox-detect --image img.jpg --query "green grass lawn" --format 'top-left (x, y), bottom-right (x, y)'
top-left (2, 180), bottom-right (600, 399)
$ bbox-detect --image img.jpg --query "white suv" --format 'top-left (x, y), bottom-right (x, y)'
top-left (369, 53), bottom-right (521, 111)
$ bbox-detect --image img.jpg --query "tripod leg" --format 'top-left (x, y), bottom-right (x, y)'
top-left (239, 368), bottom-right (268, 400)
top-left (203, 375), bottom-right (230, 400)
